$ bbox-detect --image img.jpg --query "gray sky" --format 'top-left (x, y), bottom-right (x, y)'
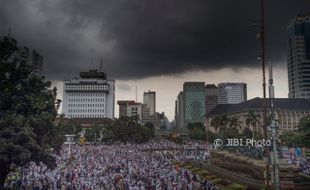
top-left (1, 0), bottom-right (308, 120)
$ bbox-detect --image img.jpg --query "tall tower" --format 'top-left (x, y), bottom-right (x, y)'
top-left (183, 82), bottom-right (205, 126)
top-left (205, 84), bottom-right (219, 114)
top-left (287, 13), bottom-right (310, 99)
top-left (143, 90), bottom-right (156, 115)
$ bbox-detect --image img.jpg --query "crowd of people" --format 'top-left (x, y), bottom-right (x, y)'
top-left (8, 139), bottom-right (220, 190)
top-left (281, 146), bottom-right (310, 175)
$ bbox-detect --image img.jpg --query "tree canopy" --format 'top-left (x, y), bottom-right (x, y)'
top-left (0, 36), bottom-right (62, 187)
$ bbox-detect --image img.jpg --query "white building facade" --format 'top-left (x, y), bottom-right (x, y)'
top-left (62, 70), bottom-right (115, 119)
top-left (143, 90), bottom-right (156, 115)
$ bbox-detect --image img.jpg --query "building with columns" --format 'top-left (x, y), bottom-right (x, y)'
top-left (206, 97), bottom-right (310, 134)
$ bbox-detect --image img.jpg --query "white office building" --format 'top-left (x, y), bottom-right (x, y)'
top-left (218, 83), bottom-right (247, 104)
top-left (143, 90), bottom-right (156, 115)
top-left (62, 70), bottom-right (115, 119)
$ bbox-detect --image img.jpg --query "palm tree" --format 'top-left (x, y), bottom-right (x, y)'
top-left (229, 116), bottom-right (243, 130)
top-left (244, 110), bottom-right (260, 139)
top-left (218, 114), bottom-right (229, 138)
top-left (228, 116), bottom-right (243, 138)
top-left (210, 117), bottom-right (220, 134)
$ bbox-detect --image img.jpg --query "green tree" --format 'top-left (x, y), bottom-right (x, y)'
top-left (229, 116), bottom-right (242, 129)
top-left (210, 117), bottom-right (221, 134)
top-left (218, 114), bottom-right (229, 138)
top-left (280, 130), bottom-right (297, 147)
top-left (187, 122), bottom-right (205, 131)
top-left (0, 37), bottom-right (61, 187)
top-left (244, 110), bottom-right (260, 139)
top-left (297, 117), bottom-right (310, 147)
top-left (190, 128), bottom-right (206, 140)
top-left (241, 128), bottom-right (253, 139)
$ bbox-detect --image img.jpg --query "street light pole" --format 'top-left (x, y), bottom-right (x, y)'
top-left (269, 63), bottom-right (280, 190)
top-left (260, 0), bottom-right (270, 188)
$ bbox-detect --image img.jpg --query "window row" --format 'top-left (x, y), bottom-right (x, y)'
top-left (68, 109), bottom-right (105, 113)
top-left (69, 115), bottom-right (105, 118)
top-left (68, 98), bottom-right (104, 102)
top-left (68, 104), bottom-right (104, 108)
top-left (66, 85), bottom-right (108, 90)
top-left (67, 93), bottom-right (104, 97)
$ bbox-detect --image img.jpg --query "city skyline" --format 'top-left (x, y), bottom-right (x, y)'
top-left (1, 1), bottom-right (309, 121)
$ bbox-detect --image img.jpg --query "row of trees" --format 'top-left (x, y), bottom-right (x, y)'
top-left (280, 117), bottom-right (310, 147)
top-left (83, 117), bottom-right (155, 144)
top-left (210, 110), bottom-right (261, 140)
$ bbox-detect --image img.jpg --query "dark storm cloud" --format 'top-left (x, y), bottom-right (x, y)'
top-left (0, 0), bottom-right (309, 80)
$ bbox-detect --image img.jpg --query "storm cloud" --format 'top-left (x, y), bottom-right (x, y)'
top-left (0, 0), bottom-right (309, 80)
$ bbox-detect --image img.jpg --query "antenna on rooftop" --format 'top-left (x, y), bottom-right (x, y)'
top-left (135, 86), bottom-right (138, 102)
top-left (100, 56), bottom-right (103, 72)
top-left (90, 48), bottom-right (94, 68)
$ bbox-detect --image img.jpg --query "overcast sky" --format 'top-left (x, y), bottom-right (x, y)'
top-left (1, 0), bottom-right (309, 120)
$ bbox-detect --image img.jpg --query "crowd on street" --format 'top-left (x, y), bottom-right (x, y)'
top-left (5, 139), bottom-right (220, 190)
top-left (281, 146), bottom-right (310, 175)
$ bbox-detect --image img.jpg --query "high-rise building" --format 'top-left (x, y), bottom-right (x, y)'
top-left (143, 90), bottom-right (156, 115)
top-left (205, 84), bottom-right (219, 114)
top-left (62, 70), bottom-right (115, 120)
top-left (141, 104), bottom-right (151, 123)
top-left (117, 100), bottom-right (142, 121)
top-left (19, 47), bottom-right (43, 74)
top-left (175, 91), bottom-right (185, 129)
top-left (218, 83), bottom-right (247, 104)
top-left (287, 13), bottom-right (310, 99)
top-left (183, 82), bottom-right (206, 126)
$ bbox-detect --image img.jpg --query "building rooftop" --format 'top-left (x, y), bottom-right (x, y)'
top-left (207, 97), bottom-right (310, 116)
top-left (80, 70), bottom-right (107, 80)
top-left (117, 100), bottom-right (142, 106)
top-left (206, 84), bottom-right (217, 89)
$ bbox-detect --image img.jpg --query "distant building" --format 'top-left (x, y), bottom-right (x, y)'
top-left (287, 13), bottom-right (310, 99)
top-left (206, 97), bottom-right (310, 134)
top-left (175, 91), bottom-right (185, 129)
top-left (117, 100), bottom-right (142, 121)
top-left (19, 47), bottom-right (43, 74)
top-left (218, 83), bottom-right (247, 104)
top-left (143, 90), bottom-right (156, 115)
top-left (151, 112), bottom-right (169, 129)
top-left (62, 70), bottom-right (115, 122)
top-left (142, 104), bottom-right (151, 123)
top-left (183, 82), bottom-right (206, 126)
top-left (205, 84), bottom-right (219, 115)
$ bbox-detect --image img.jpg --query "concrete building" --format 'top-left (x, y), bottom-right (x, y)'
top-left (62, 70), bottom-right (115, 120)
top-left (142, 104), bottom-right (151, 123)
top-left (183, 82), bottom-right (206, 126)
top-left (143, 90), bottom-right (156, 115)
top-left (287, 13), bottom-right (310, 99)
top-left (205, 84), bottom-right (219, 115)
top-left (175, 91), bottom-right (185, 129)
top-left (206, 97), bottom-right (310, 134)
top-left (218, 83), bottom-right (247, 104)
top-left (117, 100), bottom-right (142, 121)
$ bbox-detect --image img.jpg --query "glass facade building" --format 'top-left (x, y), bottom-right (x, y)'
top-left (183, 82), bottom-right (206, 126)
top-left (287, 14), bottom-right (310, 99)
